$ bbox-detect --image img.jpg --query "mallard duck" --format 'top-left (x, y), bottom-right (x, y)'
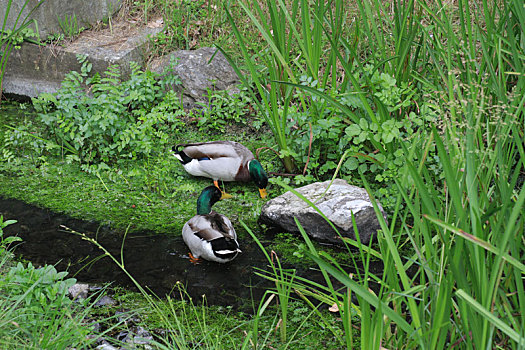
top-left (182, 186), bottom-right (241, 263)
top-left (172, 141), bottom-right (268, 198)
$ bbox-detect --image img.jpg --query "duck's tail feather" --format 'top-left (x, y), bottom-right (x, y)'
top-left (211, 237), bottom-right (240, 260)
top-left (171, 145), bottom-right (192, 164)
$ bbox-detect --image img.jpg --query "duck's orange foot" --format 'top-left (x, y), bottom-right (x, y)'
top-left (188, 252), bottom-right (202, 264)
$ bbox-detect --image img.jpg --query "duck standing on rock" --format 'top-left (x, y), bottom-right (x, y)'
top-left (182, 186), bottom-right (241, 263)
top-left (172, 141), bottom-right (268, 198)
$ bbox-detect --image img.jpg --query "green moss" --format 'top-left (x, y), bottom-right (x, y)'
top-left (0, 157), bottom-right (264, 237)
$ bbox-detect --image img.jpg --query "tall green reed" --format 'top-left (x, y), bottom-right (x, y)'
top-left (353, 0), bottom-right (424, 85)
top-left (414, 2), bottom-right (525, 346)
top-left (283, 0), bottom-right (428, 159)
top-left (247, 0), bottom-right (524, 348)
top-left (219, 0), bottom-right (346, 173)
top-left (243, 221), bottom-right (295, 345)
top-left (244, 219), bottom-right (353, 349)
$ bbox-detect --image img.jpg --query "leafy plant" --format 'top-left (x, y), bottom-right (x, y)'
top-left (0, 120), bottom-right (55, 168)
top-left (31, 55), bottom-right (183, 166)
top-left (0, 259), bottom-right (124, 348)
top-left (286, 69), bottom-right (436, 212)
top-left (0, 261), bottom-right (95, 348)
top-left (2, 262), bottom-right (77, 325)
top-left (193, 87), bottom-right (253, 133)
top-left (0, 215), bottom-right (21, 248)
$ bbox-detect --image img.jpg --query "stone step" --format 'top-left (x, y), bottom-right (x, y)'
top-left (3, 19), bottom-right (163, 98)
top-left (0, 0), bottom-right (122, 39)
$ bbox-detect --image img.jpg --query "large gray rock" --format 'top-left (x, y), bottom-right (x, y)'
top-left (149, 47), bottom-right (240, 109)
top-left (0, 0), bottom-right (122, 39)
top-left (259, 179), bottom-right (387, 245)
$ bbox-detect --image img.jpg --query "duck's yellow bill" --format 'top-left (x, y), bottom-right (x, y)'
top-left (220, 192), bottom-right (233, 200)
top-left (259, 188), bottom-right (268, 199)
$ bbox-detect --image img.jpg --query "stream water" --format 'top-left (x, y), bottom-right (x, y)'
top-left (0, 197), bottom-right (282, 308)
top-left (1, 195), bottom-right (379, 311)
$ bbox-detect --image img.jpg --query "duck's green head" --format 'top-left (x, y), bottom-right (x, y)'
top-left (248, 160), bottom-right (268, 198)
top-left (196, 186), bottom-right (232, 215)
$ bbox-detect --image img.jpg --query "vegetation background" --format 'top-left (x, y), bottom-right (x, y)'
top-left (0, 0), bottom-right (523, 348)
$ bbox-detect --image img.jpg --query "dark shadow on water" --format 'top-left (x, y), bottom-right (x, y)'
top-left (0, 197), bottom-right (387, 309)
top-left (1, 197), bottom-right (343, 309)
top-left (0, 197), bottom-right (278, 308)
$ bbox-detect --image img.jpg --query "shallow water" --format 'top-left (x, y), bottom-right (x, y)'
top-left (0, 197), bottom-right (277, 308)
top-left (0, 196), bottom-right (381, 310)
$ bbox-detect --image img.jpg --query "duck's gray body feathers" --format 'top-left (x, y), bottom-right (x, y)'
top-left (173, 141), bottom-right (254, 182)
top-left (182, 211), bottom-right (240, 263)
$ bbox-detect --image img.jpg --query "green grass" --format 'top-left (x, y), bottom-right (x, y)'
top-left (108, 285), bottom-right (350, 349)
top-left (0, 150), bottom-right (263, 237)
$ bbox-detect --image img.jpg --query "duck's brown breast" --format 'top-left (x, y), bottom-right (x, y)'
top-left (234, 163), bottom-right (251, 182)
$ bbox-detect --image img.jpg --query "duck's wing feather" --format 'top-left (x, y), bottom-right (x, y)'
top-left (188, 212), bottom-right (236, 242)
top-left (177, 141), bottom-right (254, 161)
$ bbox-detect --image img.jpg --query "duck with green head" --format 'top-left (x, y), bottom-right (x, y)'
top-left (172, 141), bottom-right (268, 198)
top-left (182, 186), bottom-right (241, 263)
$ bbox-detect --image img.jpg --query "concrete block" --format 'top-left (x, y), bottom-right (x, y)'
top-left (3, 20), bottom-right (162, 98)
top-left (0, 0), bottom-right (122, 39)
